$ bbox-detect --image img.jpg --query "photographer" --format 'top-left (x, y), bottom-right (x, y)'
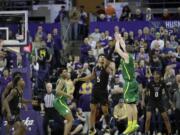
top-left (113, 98), bottom-right (127, 134)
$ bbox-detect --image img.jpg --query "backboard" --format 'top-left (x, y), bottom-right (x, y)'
top-left (0, 11), bottom-right (28, 46)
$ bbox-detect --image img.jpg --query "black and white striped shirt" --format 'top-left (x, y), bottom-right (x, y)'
top-left (44, 93), bottom-right (55, 108)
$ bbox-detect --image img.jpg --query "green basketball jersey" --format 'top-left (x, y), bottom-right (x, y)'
top-left (56, 79), bottom-right (67, 101)
top-left (121, 54), bottom-right (135, 81)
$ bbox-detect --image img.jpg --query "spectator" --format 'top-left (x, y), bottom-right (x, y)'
top-left (145, 8), bottom-right (154, 21)
top-left (119, 5), bottom-right (131, 21)
top-left (33, 33), bottom-right (46, 60)
top-left (133, 9), bottom-right (143, 21)
top-left (52, 28), bottom-right (62, 68)
top-left (78, 80), bottom-right (92, 134)
top-left (163, 41), bottom-right (175, 55)
top-left (175, 46), bottom-right (180, 62)
top-left (150, 55), bottom-right (163, 72)
top-left (136, 59), bottom-right (147, 87)
top-left (90, 28), bottom-right (101, 42)
top-left (161, 8), bottom-right (171, 20)
top-left (87, 35), bottom-right (96, 50)
top-left (46, 33), bottom-right (54, 68)
top-left (162, 29), bottom-right (170, 43)
top-left (54, 5), bottom-right (68, 23)
top-left (46, 33), bottom-right (54, 51)
top-left (37, 43), bottom-right (51, 89)
top-left (78, 5), bottom-right (88, 40)
top-left (82, 63), bottom-right (91, 76)
top-left (95, 5), bottom-right (105, 21)
top-left (93, 42), bottom-right (104, 60)
top-left (80, 38), bottom-right (91, 63)
top-left (69, 7), bottom-right (80, 40)
top-left (113, 98), bottom-right (127, 134)
top-left (105, 30), bottom-right (113, 41)
top-left (30, 56), bottom-right (39, 89)
top-left (164, 67), bottom-right (176, 100)
top-left (73, 64), bottom-right (86, 101)
top-left (166, 54), bottom-right (180, 75)
top-left (35, 26), bottom-right (46, 41)
top-left (169, 35), bottom-right (178, 50)
top-left (159, 26), bottom-right (165, 37)
top-left (97, 14), bottom-right (107, 22)
top-left (136, 29), bottom-right (143, 41)
top-left (136, 47), bottom-right (150, 63)
top-left (123, 32), bottom-right (133, 46)
top-left (128, 31), bottom-right (135, 46)
top-left (70, 108), bottom-right (85, 135)
top-left (142, 27), bottom-right (153, 46)
top-left (114, 26), bottom-right (120, 34)
top-left (173, 75), bottom-right (180, 134)
top-left (150, 32), bottom-right (164, 50)
top-left (99, 32), bottom-right (109, 55)
top-left (150, 27), bottom-right (156, 38)
top-left (109, 74), bottom-right (123, 107)
top-left (54, 6), bottom-right (69, 41)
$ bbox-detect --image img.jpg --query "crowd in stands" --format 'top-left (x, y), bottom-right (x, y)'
top-left (95, 5), bottom-right (180, 22)
top-left (0, 4), bottom-right (180, 135)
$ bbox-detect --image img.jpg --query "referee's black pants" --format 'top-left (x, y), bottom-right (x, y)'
top-left (43, 108), bottom-right (56, 135)
top-left (175, 109), bottom-right (180, 134)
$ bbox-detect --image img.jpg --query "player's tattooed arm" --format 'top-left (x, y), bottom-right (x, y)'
top-left (76, 69), bottom-right (96, 82)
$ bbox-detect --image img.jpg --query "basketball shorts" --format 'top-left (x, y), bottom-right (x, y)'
top-left (53, 98), bottom-right (70, 117)
top-left (123, 80), bottom-right (139, 103)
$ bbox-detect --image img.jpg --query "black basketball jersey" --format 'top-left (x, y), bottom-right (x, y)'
top-left (93, 65), bottom-right (109, 92)
top-left (9, 88), bottom-right (22, 115)
top-left (147, 80), bottom-right (165, 102)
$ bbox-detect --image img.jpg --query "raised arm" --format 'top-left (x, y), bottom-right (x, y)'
top-left (114, 36), bottom-right (129, 61)
top-left (119, 35), bottom-right (126, 52)
top-left (77, 70), bottom-right (96, 82)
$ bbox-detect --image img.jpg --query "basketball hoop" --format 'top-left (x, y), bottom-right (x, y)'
top-left (1, 40), bottom-right (20, 53)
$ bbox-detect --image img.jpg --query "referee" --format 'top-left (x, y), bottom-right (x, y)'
top-left (41, 82), bottom-right (55, 135)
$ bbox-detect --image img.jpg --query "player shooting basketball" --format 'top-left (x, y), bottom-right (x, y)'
top-left (114, 33), bottom-right (139, 135)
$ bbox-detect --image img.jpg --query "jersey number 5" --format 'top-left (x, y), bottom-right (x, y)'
top-left (97, 77), bottom-right (100, 83)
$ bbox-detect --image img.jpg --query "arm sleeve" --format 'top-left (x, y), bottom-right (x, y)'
top-left (107, 46), bottom-right (115, 61)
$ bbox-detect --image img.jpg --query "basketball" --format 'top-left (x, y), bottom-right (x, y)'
top-left (105, 5), bottom-right (116, 16)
